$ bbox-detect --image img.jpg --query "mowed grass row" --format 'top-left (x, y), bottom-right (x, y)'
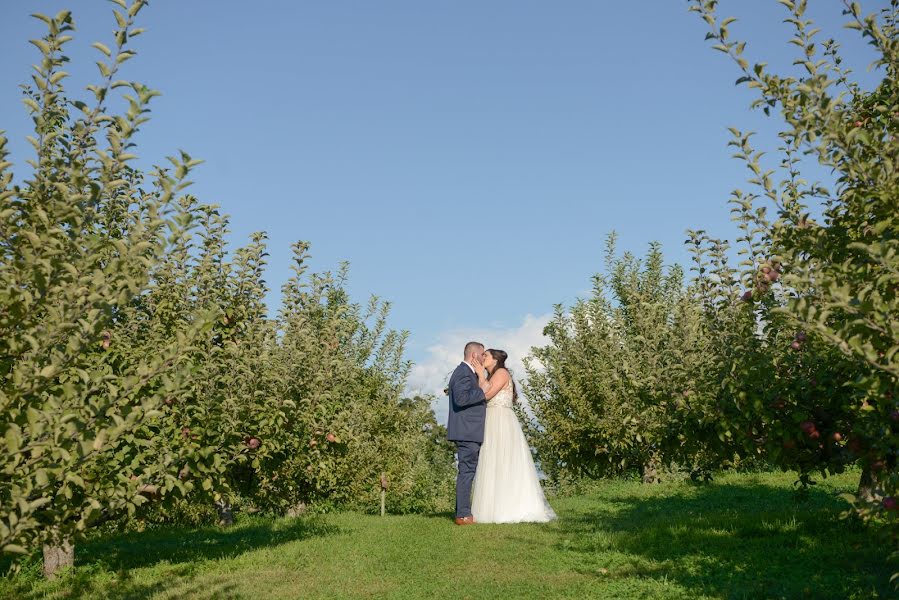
top-left (2, 470), bottom-right (894, 599)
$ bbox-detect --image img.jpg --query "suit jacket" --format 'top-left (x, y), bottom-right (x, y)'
top-left (446, 361), bottom-right (487, 443)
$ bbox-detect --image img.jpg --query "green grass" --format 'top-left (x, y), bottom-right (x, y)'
top-left (2, 471), bottom-right (895, 599)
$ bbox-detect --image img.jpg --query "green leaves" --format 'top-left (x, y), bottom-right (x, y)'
top-left (690, 0), bottom-right (899, 584)
top-left (523, 235), bottom-right (723, 481)
top-left (92, 42), bottom-right (111, 57)
top-left (0, 1), bottom-right (213, 564)
top-left (4, 427), bottom-right (22, 453)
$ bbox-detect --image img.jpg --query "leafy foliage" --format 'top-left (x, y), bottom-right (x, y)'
top-left (524, 235), bottom-right (727, 482)
top-left (0, 3), bottom-right (453, 574)
top-left (256, 246), bottom-right (454, 515)
top-left (530, 0), bottom-right (899, 584)
top-left (687, 0), bottom-right (899, 573)
top-left (0, 2), bottom-right (208, 557)
top-left (525, 0), bottom-right (898, 583)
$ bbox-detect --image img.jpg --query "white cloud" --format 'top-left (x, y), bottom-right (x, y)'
top-left (406, 313), bottom-right (553, 424)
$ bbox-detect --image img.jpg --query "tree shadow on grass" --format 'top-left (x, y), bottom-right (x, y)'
top-left (546, 479), bottom-right (895, 599)
top-left (5, 516), bottom-right (339, 600)
top-left (86, 515), bottom-right (339, 571)
top-left (38, 561), bottom-right (243, 600)
top-left (425, 511), bottom-right (456, 521)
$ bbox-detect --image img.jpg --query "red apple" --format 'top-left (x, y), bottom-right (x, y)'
top-left (791, 341), bottom-right (802, 351)
top-left (742, 290), bottom-right (753, 302)
top-left (831, 432), bottom-right (843, 442)
top-left (247, 437), bottom-right (261, 450)
top-left (181, 427), bottom-right (191, 439)
top-left (883, 497), bottom-right (898, 511)
top-left (326, 433), bottom-right (337, 443)
top-left (799, 420), bottom-right (816, 434)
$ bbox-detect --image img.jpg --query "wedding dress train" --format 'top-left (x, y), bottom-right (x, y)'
top-left (471, 379), bottom-right (556, 523)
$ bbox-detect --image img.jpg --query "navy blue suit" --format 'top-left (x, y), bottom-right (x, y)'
top-left (447, 361), bottom-right (486, 518)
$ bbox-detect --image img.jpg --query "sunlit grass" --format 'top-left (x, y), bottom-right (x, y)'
top-left (2, 470), bottom-right (894, 599)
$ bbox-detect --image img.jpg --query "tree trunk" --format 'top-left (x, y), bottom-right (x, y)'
top-left (857, 467), bottom-right (882, 502)
top-left (42, 537), bottom-right (74, 580)
top-left (216, 499), bottom-right (234, 527)
top-left (642, 456), bottom-right (659, 484)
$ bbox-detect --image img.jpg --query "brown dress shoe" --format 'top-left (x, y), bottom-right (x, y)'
top-left (454, 516), bottom-right (476, 526)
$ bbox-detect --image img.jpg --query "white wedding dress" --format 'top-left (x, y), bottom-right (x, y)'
top-left (471, 378), bottom-right (557, 523)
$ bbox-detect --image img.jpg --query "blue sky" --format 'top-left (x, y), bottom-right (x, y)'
top-left (0, 1), bottom-right (885, 410)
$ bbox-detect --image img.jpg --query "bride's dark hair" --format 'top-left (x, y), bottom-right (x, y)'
top-left (486, 348), bottom-right (519, 404)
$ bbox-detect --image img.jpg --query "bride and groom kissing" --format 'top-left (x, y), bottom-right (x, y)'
top-left (447, 341), bottom-right (556, 525)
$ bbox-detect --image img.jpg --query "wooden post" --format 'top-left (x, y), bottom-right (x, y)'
top-left (380, 472), bottom-right (389, 517)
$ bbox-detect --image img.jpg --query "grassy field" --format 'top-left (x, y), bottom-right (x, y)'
top-left (1, 471), bottom-right (894, 599)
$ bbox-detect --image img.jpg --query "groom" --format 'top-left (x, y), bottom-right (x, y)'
top-left (447, 341), bottom-right (487, 525)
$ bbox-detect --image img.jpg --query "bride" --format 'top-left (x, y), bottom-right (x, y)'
top-left (470, 349), bottom-right (556, 523)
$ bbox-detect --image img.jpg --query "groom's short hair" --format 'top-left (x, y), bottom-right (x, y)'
top-left (464, 341), bottom-right (484, 357)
